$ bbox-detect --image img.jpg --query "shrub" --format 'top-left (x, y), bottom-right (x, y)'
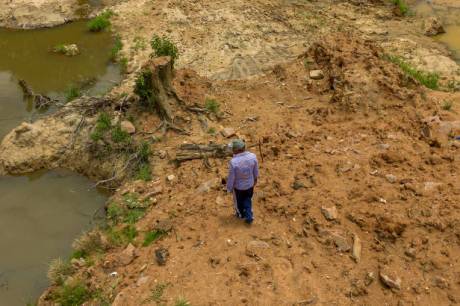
top-left (205, 98), bottom-right (220, 114)
top-left (137, 141), bottom-right (151, 163)
top-left (107, 202), bottom-right (123, 223)
top-left (207, 127), bottom-right (216, 135)
top-left (106, 224), bottom-right (138, 246)
top-left (71, 230), bottom-right (105, 256)
top-left (87, 11), bottom-right (113, 32)
top-left (385, 55), bottom-right (439, 89)
top-left (134, 69), bottom-right (154, 108)
top-left (47, 258), bottom-right (74, 285)
top-left (52, 281), bottom-right (91, 306)
top-left (120, 57), bottom-right (128, 74)
top-left (65, 86), bottom-right (81, 102)
top-left (150, 35), bottom-right (179, 61)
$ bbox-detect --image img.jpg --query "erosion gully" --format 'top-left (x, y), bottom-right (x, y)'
top-left (0, 21), bottom-right (120, 305)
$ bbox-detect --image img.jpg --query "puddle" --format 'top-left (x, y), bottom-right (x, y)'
top-left (0, 20), bottom-right (118, 305)
top-left (435, 26), bottom-right (460, 61)
top-left (0, 20), bottom-right (122, 138)
top-left (0, 170), bottom-right (107, 305)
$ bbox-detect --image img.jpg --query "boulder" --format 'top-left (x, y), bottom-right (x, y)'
top-left (120, 120), bottom-right (136, 134)
top-left (221, 127), bottom-right (236, 138)
top-left (119, 243), bottom-right (136, 266)
top-left (424, 17), bottom-right (445, 36)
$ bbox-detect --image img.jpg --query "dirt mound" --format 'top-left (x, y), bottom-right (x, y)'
top-left (36, 31), bottom-right (460, 305)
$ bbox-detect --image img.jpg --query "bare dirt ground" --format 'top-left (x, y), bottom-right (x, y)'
top-left (1, 0), bottom-right (460, 305)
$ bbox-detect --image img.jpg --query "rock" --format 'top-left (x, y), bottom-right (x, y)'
top-left (196, 179), bottom-right (218, 193)
top-left (245, 240), bottom-right (270, 258)
top-left (365, 272), bottom-right (375, 286)
top-left (424, 17), bottom-right (445, 36)
top-left (321, 206), bottom-right (338, 221)
top-left (221, 127), bottom-right (236, 138)
top-left (404, 247), bottom-right (416, 259)
top-left (309, 69), bottom-right (324, 80)
top-left (352, 234), bottom-right (362, 263)
top-left (119, 243), bottom-right (136, 266)
top-left (385, 174), bottom-right (397, 183)
top-left (423, 181), bottom-right (443, 193)
top-left (379, 271), bottom-right (401, 290)
top-left (332, 233), bottom-right (351, 252)
top-left (292, 180), bottom-right (305, 190)
top-left (166, 174), bottom-right (176, 182)
top-left (120, 120), bottom-right (136, 134)
top-left (155, 247), bottom-right (169, 266)
top-left (158, 150), bottom-right (167, 159)
top-left (215, 196), bottom-right (224, 205)
top-left (54, 44), bottom-right (79, 56)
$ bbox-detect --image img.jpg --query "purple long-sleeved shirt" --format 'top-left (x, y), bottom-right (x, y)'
top-left (227, 151), bottom-right (259, 192)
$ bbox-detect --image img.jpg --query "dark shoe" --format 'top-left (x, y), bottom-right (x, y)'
top-left (245, 219), bottom-right (253, 225)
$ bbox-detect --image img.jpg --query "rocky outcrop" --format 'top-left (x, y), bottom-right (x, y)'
top-left (0, 0), bottom-right (87, 29)
top-left (424, 17), bottom-right (445, 36)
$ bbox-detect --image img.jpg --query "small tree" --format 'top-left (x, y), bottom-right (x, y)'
top-left (150, 35), bottom-right (179, 63)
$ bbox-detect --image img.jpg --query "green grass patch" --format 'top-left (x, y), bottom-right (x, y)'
top-left (175, 297), bottom-right (191, 306)
top-left (53, 44), bottom-right (67, 54)
top-left (207, 127), bottom-right (216, 135)
top-left (110, 35), bottom-right (123, 61)
top-left (143, 230), bottom-right (166, 247)
top-left (150, 35), bottom-right (179, 62)
top-left (385, 55), bottom-right (439, 89)
top-left (90, 112), bottom-right (112, 141)
top-left (87, 11), bottom-right (113, 32)
top-left (132, 36), bottom-right (147, 51)
top-left (111, 124), bottom-right (131, 143)
top-left (205, 98), bottom-right (220, 114)
top-left (136, 163), bottom-right (152, 181)
top-left (65, 86), bottom-right (81, 102)
top-left (51, 281), bottom-right (91, 306)
top-left (106, 224), bottom-right (138, 246)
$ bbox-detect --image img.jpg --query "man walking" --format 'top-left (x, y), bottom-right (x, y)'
top-left (227, 139), bottom-right (259, 224)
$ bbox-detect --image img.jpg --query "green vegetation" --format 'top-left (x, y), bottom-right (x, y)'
top-left (151, 283), bottom-right (168, 303)
top-left (65, 86), bottom-right (81, 102)
top-left (136, 163), bottom-right (152, 181)
top-left (385, 55), bottom-right (439, 89)
top-left (110, 35), bottom-right (123, 61)
top-left (87, 11), bottom-right (113, 32)
top-left (53, 44), bottom-right (67, 54)
top-left (120, 56), bottom-right (128, 74)
top-left (90, 112), bottom-right (112, 141)
top-left (143, 230), bottom-right (167, 246)
top-left (132, 36), bottom-right (147, 51)
top-left (205, 98), bottom-right (220, 114)
top-left (47, 258), bottom-right (74, 285)
top-left (72, 230), bottom-right (105, 258)
top-left (111, 124), bottom-right (131, 143)
top-left (207, 127), bottom-right (216, 135)
top-left (441, 100), bottom-right (453, 111)
top-left (175, 297), bottom-right (191, 306)
top-left (134, 69), bottom-right (155, 109)
top-left (150, 35), bottom-right (179, 62)
top-left (51, 281), bottom-right (91, 306)
top-left (391, 0), bottom-right (409, 16)
top-left (106, 224), bottom-right (138, 246)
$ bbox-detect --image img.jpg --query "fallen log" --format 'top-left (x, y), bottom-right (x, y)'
top-left (18, 79), bottom-right (56, 109)
top-left (175, 143), bottom-right (260, 163)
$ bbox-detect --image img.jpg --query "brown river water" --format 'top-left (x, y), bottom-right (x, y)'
top-left (0, 21), bottom-right (120, 305)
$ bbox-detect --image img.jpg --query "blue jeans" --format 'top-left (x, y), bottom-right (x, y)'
top-left (234, 187), bottom-right (254, 223)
